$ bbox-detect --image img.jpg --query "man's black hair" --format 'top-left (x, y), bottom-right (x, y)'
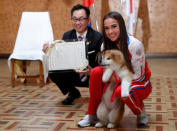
top-left (71, 4), bottom-right (90, 18)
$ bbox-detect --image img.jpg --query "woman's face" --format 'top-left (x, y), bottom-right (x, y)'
top-left (104, 18), bottom-right (120, 42)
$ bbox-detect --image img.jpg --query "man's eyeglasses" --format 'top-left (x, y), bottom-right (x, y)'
top-left (71, 17), bottom-right (88, 22)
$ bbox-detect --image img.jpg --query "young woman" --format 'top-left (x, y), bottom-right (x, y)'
top-left (78, 11), bottom-right (152, 127)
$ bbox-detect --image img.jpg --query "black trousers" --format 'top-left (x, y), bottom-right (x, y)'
top-left (48, 70), bottom-right (89, 95)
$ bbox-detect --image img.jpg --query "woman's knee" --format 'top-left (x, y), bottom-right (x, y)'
top-left (89, 66), bottom-right (104, 92)
top-left (90, 66), bottom-right (103, 79)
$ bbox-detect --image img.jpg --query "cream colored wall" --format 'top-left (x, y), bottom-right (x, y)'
top-left (0, 0), bottom-right (177, 55)
top-left (108, 0), bottom-right (177, 53)
top-left (146, 0), bottom-right (177, 53)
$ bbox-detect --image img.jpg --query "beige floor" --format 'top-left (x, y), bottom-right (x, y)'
top-left (0, 58), bottom-right (177, 131)
top-left (147, 58), bottom-right (177, 77)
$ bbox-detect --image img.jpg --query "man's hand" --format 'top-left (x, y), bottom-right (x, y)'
top-left (76, 66), bottom-right (92, 75)
top-left (42, 43), bottom-right (49, 53)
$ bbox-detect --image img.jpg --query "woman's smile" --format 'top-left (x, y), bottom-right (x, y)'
top-left (104, 18), bottom-right (120, 42)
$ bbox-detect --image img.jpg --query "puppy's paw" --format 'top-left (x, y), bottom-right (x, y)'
top-left (121, 87), bottom-right (129, 98)
top-left (95, 122), bottom-right (105, 128)
top-left (107, 123), bottom-right (116, 128)
top-left (102, 68), bottom-right (113, 82)
top-left (121, 80), bottom-right (131, 98)
top-left (121, 92), bottom-right (129, 98)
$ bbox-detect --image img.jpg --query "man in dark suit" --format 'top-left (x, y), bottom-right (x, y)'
top-left (43, 4), bottom-right (102, 105)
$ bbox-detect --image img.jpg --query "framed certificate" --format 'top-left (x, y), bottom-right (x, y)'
top-left (48, 40), bottom-right (88, 71)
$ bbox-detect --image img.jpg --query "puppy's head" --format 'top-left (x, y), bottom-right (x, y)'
top-left (101, 49), bottom-right (125, 70)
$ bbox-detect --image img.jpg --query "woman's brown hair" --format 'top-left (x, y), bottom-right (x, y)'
top-left (102, 11), bottom-right (134, 73)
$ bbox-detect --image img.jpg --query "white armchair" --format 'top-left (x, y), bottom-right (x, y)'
top-left (8, 12), bottom-right (54, 87)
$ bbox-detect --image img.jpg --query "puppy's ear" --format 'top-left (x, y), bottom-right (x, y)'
top-left (113, 51), bottom-right (124, 65)
top-left (97, 52), bottom-right (102, 64)
top-left (97, 51), bottom-right (105, 64)
top-left (111, 51), bottom-right (120, 60)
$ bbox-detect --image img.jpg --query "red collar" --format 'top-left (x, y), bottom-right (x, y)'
top-left (103, 73), bottom-right (121, 102)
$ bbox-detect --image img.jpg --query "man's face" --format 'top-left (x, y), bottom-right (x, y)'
top-left (71, 9), bottom-right (90, 34)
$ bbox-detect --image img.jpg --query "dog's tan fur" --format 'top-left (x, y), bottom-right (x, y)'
top-left (96, 50), bottom-right (133, 128)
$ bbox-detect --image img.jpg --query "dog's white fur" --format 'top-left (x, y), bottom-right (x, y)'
top-left (96, 49), bottom-right (133, 128)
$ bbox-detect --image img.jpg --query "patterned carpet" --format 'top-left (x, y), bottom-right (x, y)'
top-left (0, 75), bottom-right (177, 131)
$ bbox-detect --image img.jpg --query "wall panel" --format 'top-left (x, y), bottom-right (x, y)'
top-left (0, 0), bottom-right (177, 55)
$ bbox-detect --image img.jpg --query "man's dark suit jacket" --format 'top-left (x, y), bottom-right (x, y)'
top-left (49, 27), bottom-right (102, 95)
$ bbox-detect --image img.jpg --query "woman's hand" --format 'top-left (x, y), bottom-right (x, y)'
top-left (42, 43), bottom-right (49, 53)
top-left (76, 66), bottom-right (92, 75)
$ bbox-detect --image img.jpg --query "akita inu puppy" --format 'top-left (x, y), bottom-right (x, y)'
top-left (95, 49), bottom-right (133, 128)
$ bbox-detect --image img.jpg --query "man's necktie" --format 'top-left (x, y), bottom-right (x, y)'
top-left (78, 36), bottom-right (87, 82)
top-left (78, 36), bottom-right (83, 41)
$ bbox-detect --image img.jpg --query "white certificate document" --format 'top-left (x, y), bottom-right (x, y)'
top-left (48, 41), bottom-right (88, 71)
